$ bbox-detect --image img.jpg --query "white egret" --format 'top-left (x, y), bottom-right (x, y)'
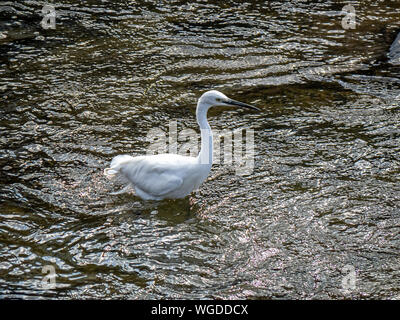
top-left (104, 90), bottom-right (259, 200)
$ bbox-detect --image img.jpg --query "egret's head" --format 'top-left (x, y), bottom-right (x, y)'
top-left (199, 90), bottom-right (259, 111)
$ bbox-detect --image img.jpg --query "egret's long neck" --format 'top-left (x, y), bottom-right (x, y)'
top-left (196, 102), bottom-right (213, 166)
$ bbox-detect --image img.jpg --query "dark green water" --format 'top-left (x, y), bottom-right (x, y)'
top-left (0, 0), bottom-right (399, 299)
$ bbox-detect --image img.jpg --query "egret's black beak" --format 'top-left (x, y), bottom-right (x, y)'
top-left (226, 99), bottom-right (260, 111)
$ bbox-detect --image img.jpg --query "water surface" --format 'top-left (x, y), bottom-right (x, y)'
top-left (0, 0), bottom-right (400, 299)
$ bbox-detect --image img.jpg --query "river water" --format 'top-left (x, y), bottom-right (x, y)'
top-left (0, 0), bottom-right (399, 299)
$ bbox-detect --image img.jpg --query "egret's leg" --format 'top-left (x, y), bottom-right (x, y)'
top-left (110, 184), bottom-right (132, 195)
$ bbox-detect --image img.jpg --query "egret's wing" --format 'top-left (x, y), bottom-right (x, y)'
top-left (133, 171), bottom-right (183, 197)
top-left (120, 157), bottom-right (185, 197)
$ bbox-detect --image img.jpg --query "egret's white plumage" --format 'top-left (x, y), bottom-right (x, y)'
top-left (104, 90), bottom-right (259, 200)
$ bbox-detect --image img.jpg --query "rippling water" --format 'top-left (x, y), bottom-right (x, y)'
top-left (0, 1), bottom-right (399, 299)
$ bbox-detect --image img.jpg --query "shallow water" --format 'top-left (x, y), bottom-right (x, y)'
top-left (0, 1), bottom-right (399, 299)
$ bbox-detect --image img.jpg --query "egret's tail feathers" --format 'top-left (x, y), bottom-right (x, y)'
top-left (104, 167), bottom-right (119, 177)
top-left (110, 184), bottom-right (132, 195)
top-left (104, 155), bottom-right (134, 178)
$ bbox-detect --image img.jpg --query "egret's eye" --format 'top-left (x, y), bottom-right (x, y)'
top-left (216, 98), bottom-right (222, 102)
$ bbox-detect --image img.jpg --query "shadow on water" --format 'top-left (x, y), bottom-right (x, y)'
top-left (108, 193), bottom-right (198, 224)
